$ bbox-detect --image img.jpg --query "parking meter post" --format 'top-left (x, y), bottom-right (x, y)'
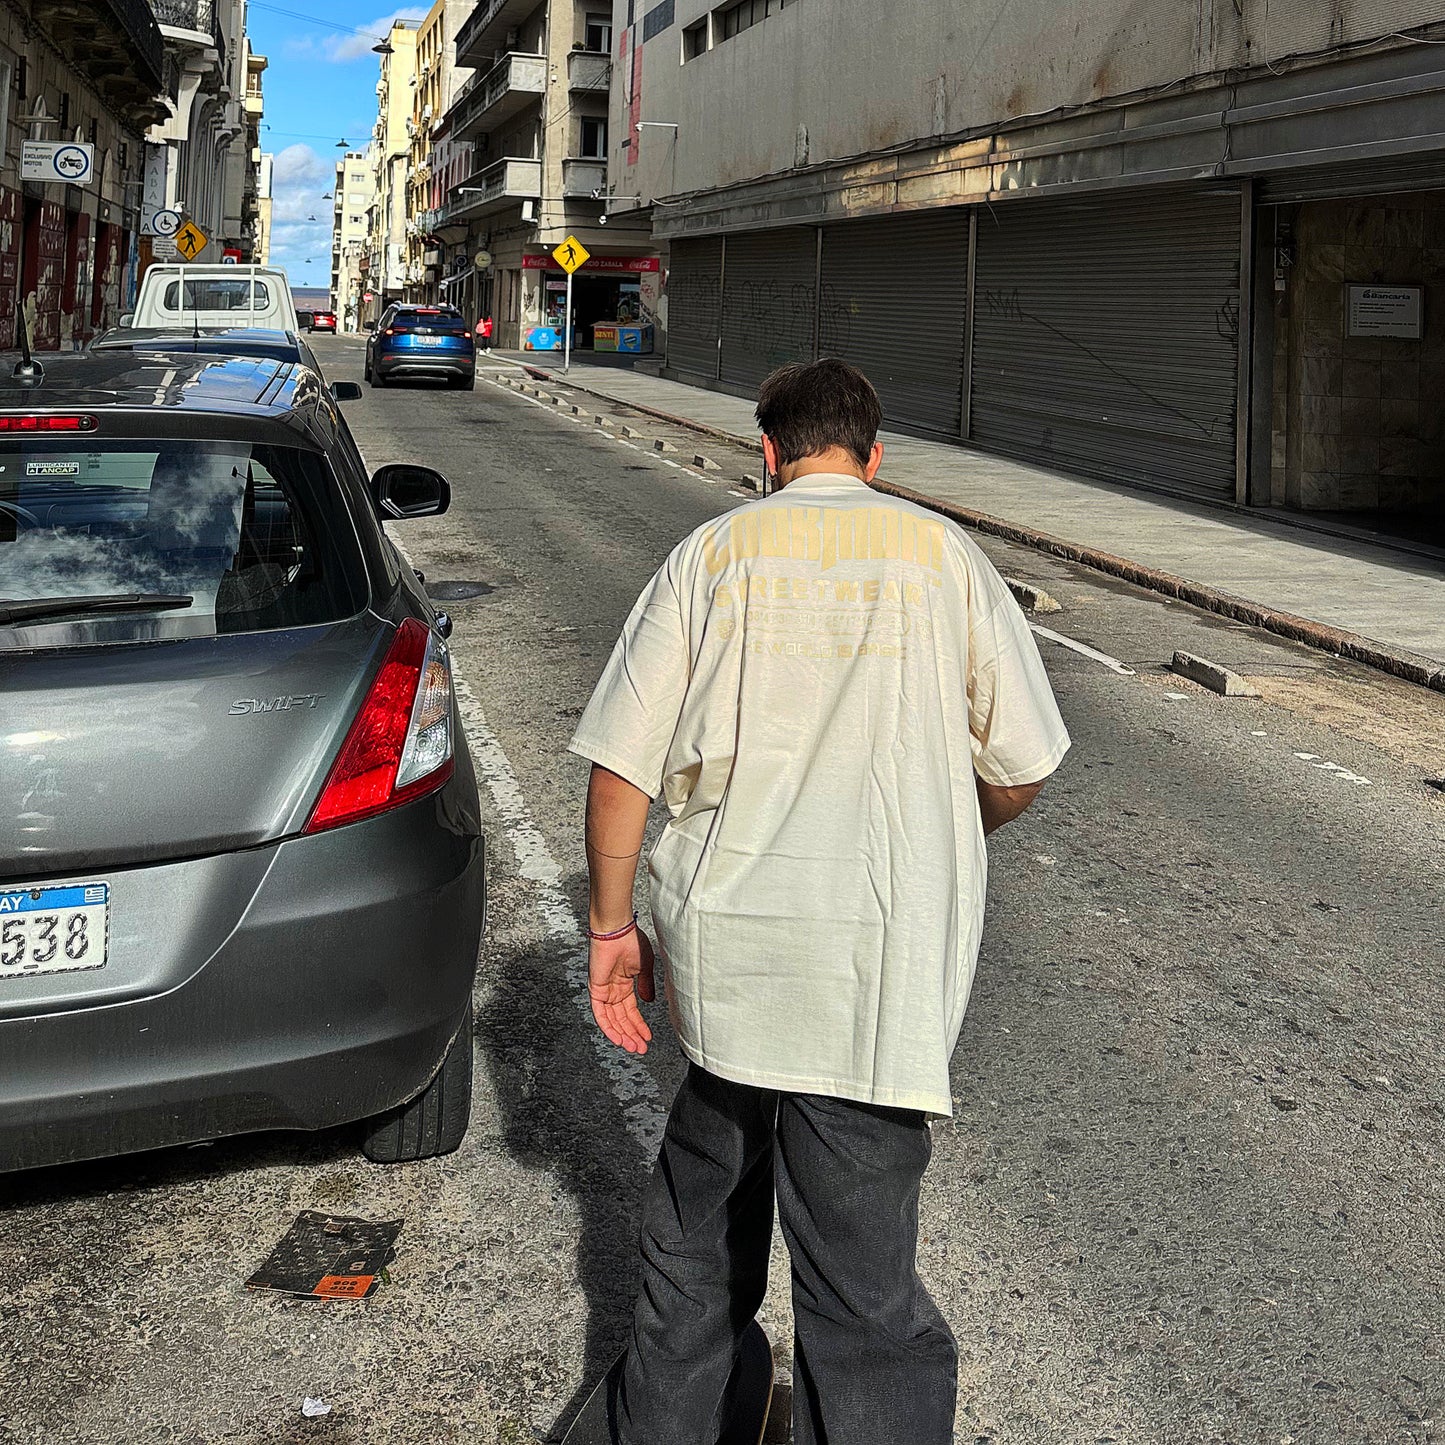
top-left (564, 271), bottom-right (573, 373)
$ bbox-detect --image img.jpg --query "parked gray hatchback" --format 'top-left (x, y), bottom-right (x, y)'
top-left (0, 349), bottom-right (485, 1173)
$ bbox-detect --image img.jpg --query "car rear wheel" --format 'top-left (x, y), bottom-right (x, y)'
top-left (369, 369), bottom-right (386, 388)
top-left (451, 374), bottom-right (476, 391)
top-left (360, 999), bottom-right (473, 1162)
top-left (363, 358), bottom-right (371, 381)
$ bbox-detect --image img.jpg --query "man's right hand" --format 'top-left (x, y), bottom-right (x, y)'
top-left (588, 926), bottom-right (656, 1055)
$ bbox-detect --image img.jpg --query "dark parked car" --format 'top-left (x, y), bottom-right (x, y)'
top-left (90, 325), bottom-right (327, 376)
top-left (364, 304), bottom-right (475, 390)
top-left (310, 310), bottom-right (338, 334)
top-left (0, 348), bottom-right (485, 1174)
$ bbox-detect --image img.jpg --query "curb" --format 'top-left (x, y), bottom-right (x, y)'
top-left (522, 374), bottom-right (1445, 695)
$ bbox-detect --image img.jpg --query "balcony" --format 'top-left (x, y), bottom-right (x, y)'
top-left (445, 52), bottom-right (546, 141)
top-left (567, 50), bottom-right (610, 93)
top-left (562, 158), bottom-right (607, 198)
top-left (454, 0), bottom-right (540, 69)
top-left (443, 156), bottom-right (542, 222)
top-left (33, 0), bottom-right (165, 119)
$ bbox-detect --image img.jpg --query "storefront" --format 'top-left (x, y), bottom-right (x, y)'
top-left (520, 254), bottom-right (660, 352)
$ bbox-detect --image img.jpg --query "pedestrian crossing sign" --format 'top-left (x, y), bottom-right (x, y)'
top-left (174, 221), bottom-right (208, 261)
top-left (552, 236), bottom-right (591, 274)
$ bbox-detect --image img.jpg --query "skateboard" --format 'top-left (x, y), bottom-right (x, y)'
top-left (560, 1319), bottom-right (775, 1445)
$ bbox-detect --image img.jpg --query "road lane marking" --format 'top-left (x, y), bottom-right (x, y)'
top-left (1029, 624), bottom-right (1137, 676)
top-left (386, 528), bottom-right (666, 1154)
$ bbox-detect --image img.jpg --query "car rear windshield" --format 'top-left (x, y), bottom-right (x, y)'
top-left (163, 278), bottom-right (272, 312)
top-left (0, 440), bottom-right (366, 651)
top-left (392, 311), bottom-right (468, 332)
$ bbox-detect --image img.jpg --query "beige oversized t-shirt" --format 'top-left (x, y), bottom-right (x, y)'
top-left (569, 473), bottom-right (1070, 1116)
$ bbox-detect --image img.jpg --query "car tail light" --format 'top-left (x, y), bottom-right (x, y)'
top-left (0, 414), bottom-right (98, 432)
top-left (305, 618), bottom-right (454, 833)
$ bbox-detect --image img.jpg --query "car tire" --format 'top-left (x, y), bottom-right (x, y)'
top-left (363, 359), bottom-right (371, 381)
top-left (370, 370), bottom-right (385, 388)
top-left (360, 1000), bottom-right (473, 1163)
top-left (459, 374), bottom-right (476, 391)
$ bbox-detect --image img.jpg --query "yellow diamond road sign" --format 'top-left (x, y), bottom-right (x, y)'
top-left (552, 236), bottom-right (590, 275)
top-left (173, 221), bottom-right (208, 261)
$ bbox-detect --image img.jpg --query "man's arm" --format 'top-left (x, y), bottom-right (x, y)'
top-left (976, 777), bottom-right (1046, 836)
top-left (584, 764), bottom-right (656, 1054)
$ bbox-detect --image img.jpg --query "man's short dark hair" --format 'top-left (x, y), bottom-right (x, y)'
top-left (755, 359), bottom-right (883, 468)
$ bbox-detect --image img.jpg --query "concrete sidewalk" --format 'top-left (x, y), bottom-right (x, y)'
top-left (496, 356), bottom-right (1445, 687)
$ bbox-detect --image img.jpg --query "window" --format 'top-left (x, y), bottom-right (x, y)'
top-left (580, 117), bottom-right (608, 159)
top-left (163, 278), bottom-right (272, 312)
top-left (0, 441), bottom-right (364, 649)
top-left (585, 13), bottom-right (612, 51)
top-left (717, 0), bottom-right (788, 40)
top-left (682, 20), bottom-right (707, 59)
top-left (349, 214), bottom-right (362, 225)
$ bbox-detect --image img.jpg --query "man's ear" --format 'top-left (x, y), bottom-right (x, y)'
top-left (762, 435), bottom-right (781, 482)
top-left (864, 441), bottom-right (884, 482)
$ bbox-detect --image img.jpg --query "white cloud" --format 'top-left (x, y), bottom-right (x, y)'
top-left (265, 144), bottom-right (343, 288)
top-left (323, 9), bottom-right (428, 63)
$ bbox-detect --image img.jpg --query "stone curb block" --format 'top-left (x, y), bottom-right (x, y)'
top-left (595, 415), bottom-right (617, 427)
top-left (691, 454), bottom-right (722, 471)
top-left (528, 377), bottom-right (1445, 696)
top-left (1171, 651), bottom-right (1261, 697)
top-left (620, 425), bottom-right (647, 439)
top-left (1004, 578), bottom-right (1062, 614)
top-left (653, 438), bottom-right (678, 453)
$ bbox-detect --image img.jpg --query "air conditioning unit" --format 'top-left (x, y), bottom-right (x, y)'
top-left (521, 200), bottom-right (536, 221)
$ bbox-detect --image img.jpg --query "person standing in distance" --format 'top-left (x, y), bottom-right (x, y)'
top-left (569, 359), bottom-right (1071, 1444)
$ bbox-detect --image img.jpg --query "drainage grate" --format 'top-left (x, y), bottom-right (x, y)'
top-left (427, 580), bottom-right (494, 601)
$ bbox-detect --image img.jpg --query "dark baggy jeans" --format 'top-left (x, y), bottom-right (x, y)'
top-left (618, 1065), bottom-right (958, 1445)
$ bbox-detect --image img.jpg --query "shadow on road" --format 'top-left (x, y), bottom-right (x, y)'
top-left (474, 866), bottom-right (661, 1440)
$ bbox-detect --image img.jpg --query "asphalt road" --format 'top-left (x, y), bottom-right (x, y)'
top-left (4, 333), bottom-right (1444, 1445)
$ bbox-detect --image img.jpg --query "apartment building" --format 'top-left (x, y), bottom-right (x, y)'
top-left (617, 0), bottom-right (1445, 542)
top-left (365, 19), bottom-right (419, 320)
top-left (332, 150), bottom-right (376, 329)
top-left (0, 0), bottom-right (166, 347)
top-left (435, 0), bottom-right (656, 348)
top-left (148, 0), bottom-right (264, 263)
top-left (254, 151), bottom-right (274, 263)
top-left (404, 0), bottom-right (474, 305)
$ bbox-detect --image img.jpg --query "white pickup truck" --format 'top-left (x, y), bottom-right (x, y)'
top-left (122, 264), bottom-right (299, 331)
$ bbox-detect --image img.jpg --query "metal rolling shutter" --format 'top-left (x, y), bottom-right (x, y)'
top-left (1257, 155), bottom-right (1445, 203)
top-left (971, 188), bottom-right (1243, 503)
top-left (820, 210), bottom-right (969, 436)
top-left (720, 228), bottom-right (817, 389)
top-left (666, 237), bottom-right (723, 378)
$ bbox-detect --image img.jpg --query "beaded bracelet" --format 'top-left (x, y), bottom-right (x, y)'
top-left (587, 913), bottom-right (638, 942)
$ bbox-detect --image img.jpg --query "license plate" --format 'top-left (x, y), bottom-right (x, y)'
top-left (0, 884), bottom-right (109, 977)
top-left (415, 335), bottom-right (445, 347)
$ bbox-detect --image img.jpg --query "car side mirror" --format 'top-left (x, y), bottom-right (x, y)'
top-left (118, 312), bottom-right (133, 326)
top-left (363, 320), bottom-right (377, 331)
top-left (370, 463), bottom-right (450, 520)
top-left (331, 381), bottom-right (363, 402)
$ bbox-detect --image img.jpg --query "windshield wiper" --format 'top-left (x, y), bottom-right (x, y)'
top-left (0, 593), bottom-right (196, 627)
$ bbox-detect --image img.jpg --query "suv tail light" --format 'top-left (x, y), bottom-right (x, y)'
top-left (306, 618), bottom-right (454, 833)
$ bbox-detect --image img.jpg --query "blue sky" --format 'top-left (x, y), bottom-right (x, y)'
top-left (245, 3), bottom-right (429, 288)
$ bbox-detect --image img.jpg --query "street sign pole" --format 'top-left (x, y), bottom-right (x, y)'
top-left (564, 270), bottom-right (573, 374)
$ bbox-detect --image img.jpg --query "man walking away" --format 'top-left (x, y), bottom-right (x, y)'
top-left (570, 359), bottom-right (1071, 1444)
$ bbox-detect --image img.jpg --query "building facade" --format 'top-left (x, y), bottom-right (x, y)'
top-left (148, 0), bottom-right (263, 264)
top-left (432, 0), bottom-right (657, 348)
top-left (0, 0), bottom-right (167, 349)
top-left (615, 0), bottom-right (1445, 540)
top-left (365, 19), bottom-right (419, 322)
top-left (254, 149), bottom-right (272, 262)
top-left (332, 149), bottom-right (375, 329)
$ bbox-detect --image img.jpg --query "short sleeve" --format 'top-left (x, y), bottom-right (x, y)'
top-left (965, 558), bottom-right (1072, 787)
top-left (568, 554), bottom-right (691, 798)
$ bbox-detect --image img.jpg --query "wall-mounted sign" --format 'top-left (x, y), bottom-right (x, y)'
top-left (149, 209), bottom-right (182, 238)
top-left (1347, 284), bottom-right (1422, 340)
top-left (22, 141), bottom-right (94, 185)
top-left (522, 254), bottom-right (661, 273)
top-left (473, 250), bottom-right (492, 270)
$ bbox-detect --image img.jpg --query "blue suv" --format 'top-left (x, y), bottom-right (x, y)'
top-left (365, 304), bottom-right (476, 391)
